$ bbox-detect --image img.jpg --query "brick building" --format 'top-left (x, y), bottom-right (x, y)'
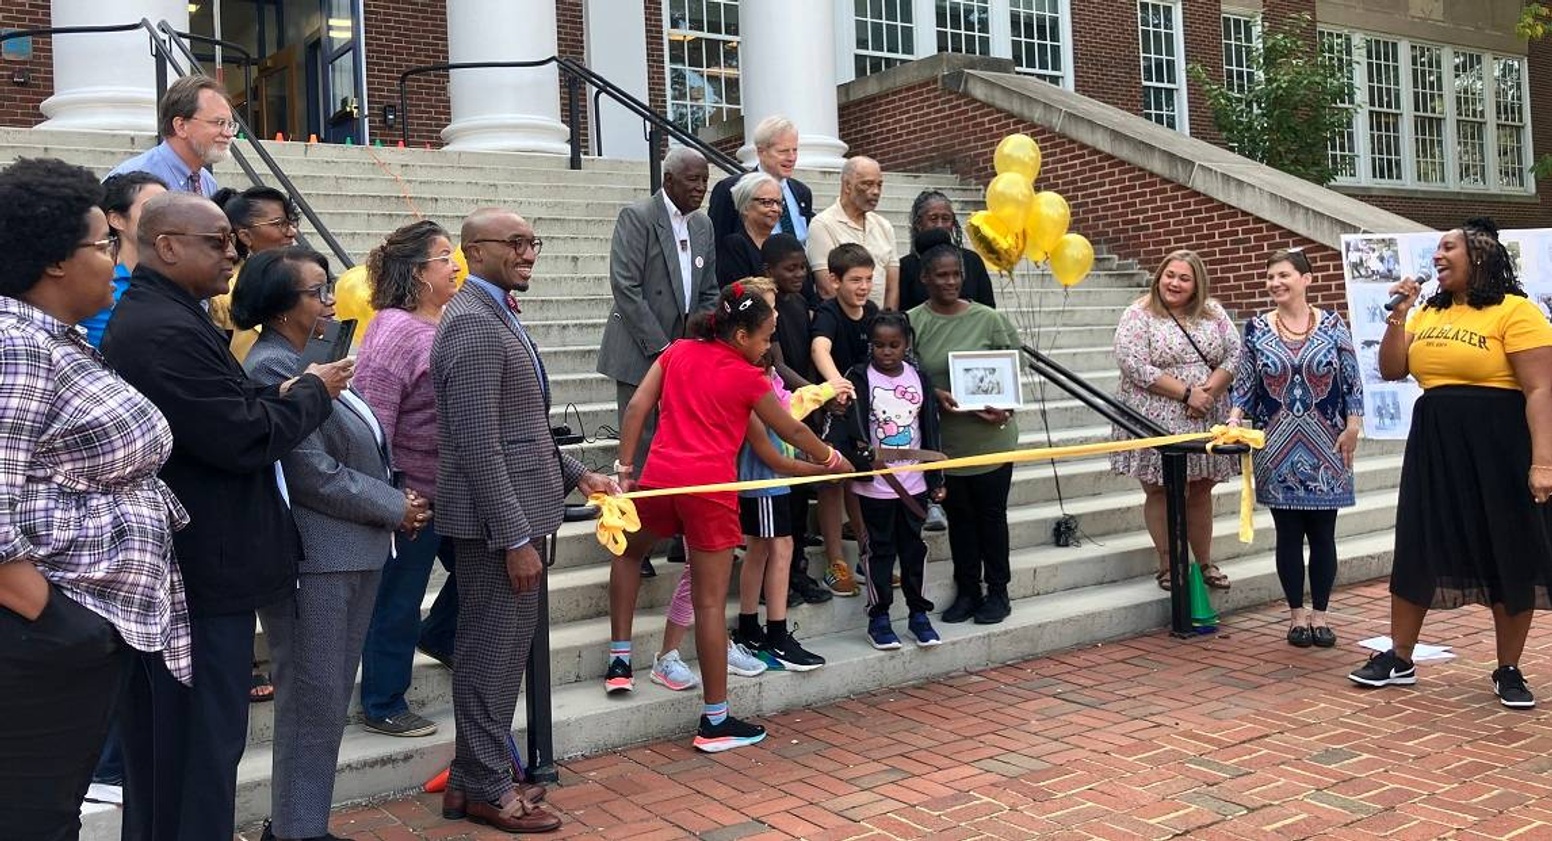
top-left (1, 0), bottom-right (1542, 307)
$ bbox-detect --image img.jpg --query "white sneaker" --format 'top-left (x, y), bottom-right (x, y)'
top-left (85, 782), bottom-right (123, 805)
top-left (726, 641), bottom-right (768, 677)
top-left (650, 649), bottom-right (701, 691)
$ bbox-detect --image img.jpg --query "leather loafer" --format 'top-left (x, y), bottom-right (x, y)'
top-left (444, 783), bottom-right (547, 820)
top-left (464, 794), bottom-right (561, 833)
top-left (1311, 625), bottom-right (1337, 648)
top-left (1287, 625), bottom-right (1313, 647)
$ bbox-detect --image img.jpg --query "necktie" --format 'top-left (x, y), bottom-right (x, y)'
top-left (505, 293), bottom-right (550, 410)
top-left (777, 184), bottom-right (797, 237)
top-left (185, 171), bottom-right (202, 194)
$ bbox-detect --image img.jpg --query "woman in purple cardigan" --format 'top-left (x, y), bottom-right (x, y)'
top-left (355, 220), bottom-right (462, 737)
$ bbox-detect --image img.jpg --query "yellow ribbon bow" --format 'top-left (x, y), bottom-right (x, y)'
top-left (1205, 424), bottom-right (1266, 543)
top-left (786, 381), bottom-right (836, 421)
top-left (589, 492), bottom-right (640, 557)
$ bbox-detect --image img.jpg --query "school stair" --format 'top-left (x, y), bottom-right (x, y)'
top-left (0, 128), bottom-right (1403, 836)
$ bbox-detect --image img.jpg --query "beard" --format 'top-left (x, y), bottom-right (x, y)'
top-left (197, 140), bottom-right (232, 166)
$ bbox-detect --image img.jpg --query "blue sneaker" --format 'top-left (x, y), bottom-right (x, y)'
top-left (867, 614), bottom-right (901, 650)
top-left (907, 612), bottom-right (942, 647)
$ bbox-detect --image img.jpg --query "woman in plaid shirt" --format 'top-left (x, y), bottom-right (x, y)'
top-left (0, 158), bottom-right (190, 839)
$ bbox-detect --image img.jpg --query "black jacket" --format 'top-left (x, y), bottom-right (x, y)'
top-left (708, 172), bottom-right (814, 243)
top-left (103, 267), bottom-right (333, 616)
top-left (825, 360), bottom-right (944, 495)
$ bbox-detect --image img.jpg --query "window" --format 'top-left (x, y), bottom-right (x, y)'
top-left (1221, 13), bottom-right (1258, 97)
top-left (1138, 1), bottom-right (1187, 131)
top-left (1320, 27), bottom-right (1532, 192)
top-left (937, 0), bottom-right (992, 56)
top-left (854, 0), bottom-right (915, 78)
top-left (1010, 0), bottom-right (1067, 86)
top-left (665, 0), bottom-right (741, 134)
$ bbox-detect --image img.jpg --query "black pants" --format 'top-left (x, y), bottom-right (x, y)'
top-left (786, 486), bottom-right (812, 579)
top-left (943, 464), bottom-right (1013, 594)
top-left (0, 587), bottom-right (129, 841)
top-left (858, 494), bottom-right (934, 618)
top-left (1270, 508), bottom-right (1339, 611)
top-left (121, 609), bottom-right (263, 841)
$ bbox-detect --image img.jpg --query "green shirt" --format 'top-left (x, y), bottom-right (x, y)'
top-left (908, 301), bottom-right (1022, 476)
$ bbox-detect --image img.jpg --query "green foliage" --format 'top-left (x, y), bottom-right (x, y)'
top-left (1518, 3), bottom-right (1552, 40)
top-left (1187, 14), bottom-right (1355, 185)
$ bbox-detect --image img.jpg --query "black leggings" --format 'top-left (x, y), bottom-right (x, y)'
top-left (1270, 507), bottom-right (1339, 611)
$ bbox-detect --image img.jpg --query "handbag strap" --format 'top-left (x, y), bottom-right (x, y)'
top-left (1166, 309), bottom-right (1216, 369)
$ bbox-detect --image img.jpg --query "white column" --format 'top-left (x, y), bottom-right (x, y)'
top-left (441, 0), bottom-right (570, 154)
top-left (737, 0), bottom-right (848, 170)
top-left (582, 0), bottom-right (648, 160)
top-left (37, 0), bottom-right (189, 132)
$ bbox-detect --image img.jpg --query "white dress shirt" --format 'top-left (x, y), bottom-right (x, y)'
top-left (661, 190), bottom-right (695, 313)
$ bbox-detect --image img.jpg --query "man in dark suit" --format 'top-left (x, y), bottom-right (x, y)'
top-left (433, 208), bottom-right (615, 833)
top-left (707, 115), bottom-right (814, 244)
top-left (102, 193), bottom-right (350, 841)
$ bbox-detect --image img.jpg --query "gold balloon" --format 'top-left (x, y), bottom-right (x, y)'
top-left (452, 246), bottom-right (469, 288)
top-left (1024, 241), bottom-right (1048, 265)
top-left (993, 133), bottom-right (1042, 182)
top-left (966, 210), bottom-right (1025, 275)
top-left (333, 264), bottom-right (376, 332)
top-left (1049, 233), bottom-right (1095, 288)
top-left (985, 172), bottom-right (1035, 231)
top-left (1025, 191), bottom-right (1071, 257)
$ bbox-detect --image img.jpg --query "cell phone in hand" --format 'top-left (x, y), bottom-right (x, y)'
top-left (298, 318), bottom-right (358, 372)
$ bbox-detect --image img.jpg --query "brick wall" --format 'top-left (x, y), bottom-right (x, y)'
top-left (1180, 0), bottom-right (1222, 147)
top-left (363, 0), bottom-right (448, 147)
top-left (556, 0), bottom-right (590, 155)
top-left (0, 0), bottom-right (54, 129)
top-left (837, 76), bottom-right (1345, 315)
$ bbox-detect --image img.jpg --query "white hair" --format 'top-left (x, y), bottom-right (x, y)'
top-left (731, 171), bottom-right (779, 214)
top-left (662, 146), bottom-right (706, 178)
top-left (752, 115), bottom-right (797, 149)
top-left (841, 155), bottom-right (879, 181)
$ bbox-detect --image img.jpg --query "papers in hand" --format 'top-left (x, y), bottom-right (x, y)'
top-left (1359, 635), bottom-right (1455, 662)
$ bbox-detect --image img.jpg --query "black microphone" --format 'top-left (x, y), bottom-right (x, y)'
top-left (1382, 291), bottom-right (1408, 312)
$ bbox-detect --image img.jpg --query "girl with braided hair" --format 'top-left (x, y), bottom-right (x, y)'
top-left (1350, 221), bottom-right (1552, 709)
top-left (898, 190), bottom-right (996, 312)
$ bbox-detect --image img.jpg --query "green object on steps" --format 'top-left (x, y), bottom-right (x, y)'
top-left (1189, 563), bottom-right (1219, 633)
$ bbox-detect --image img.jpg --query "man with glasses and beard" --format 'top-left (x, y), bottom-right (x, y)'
top-left (106, 75), bottom-right (236, 198)
top-left (102, 192), bottom-right (352, 841)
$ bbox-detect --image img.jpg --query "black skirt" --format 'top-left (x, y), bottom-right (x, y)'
top-left (1391, 385), bottom-right (1552, 614)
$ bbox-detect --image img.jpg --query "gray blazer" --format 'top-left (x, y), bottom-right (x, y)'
top-left (432, 282), bottom-right (586, 549)
top-left (596, 191), bottom-right (719, 387)
top-left (245, 331), bottom-right (404, 573)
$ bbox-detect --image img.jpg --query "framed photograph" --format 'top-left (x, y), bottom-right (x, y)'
top-left (947, 350), bottom-right (1024, 411)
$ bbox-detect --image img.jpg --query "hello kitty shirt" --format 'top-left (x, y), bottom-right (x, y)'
top-left (856, 365), bottom-right (928, 499)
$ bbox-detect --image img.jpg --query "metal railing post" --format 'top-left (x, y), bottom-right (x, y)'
top-left (648, 126), bottom-right (663, 193)
top-left (566, 74), bottom-right (582, 170)
top-left (1163, 451), bottom-right (1193, 637)
top-left (523, 536), bottom-right (559, 783)
top-left (154, 40), bottom-right (168, 104)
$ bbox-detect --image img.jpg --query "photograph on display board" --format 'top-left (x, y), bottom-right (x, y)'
top-left (1343, 236), bottom-right (1402, 283)
top-left (1340, 233), bottom-right (1424, 439)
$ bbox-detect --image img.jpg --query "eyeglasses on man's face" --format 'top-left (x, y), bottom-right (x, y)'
top-left (184, 115), bottom-right (240, 135)
top-left (159, 231), bottom-right (238, 252)
top-left (469, 236), bottom-right (543, 255)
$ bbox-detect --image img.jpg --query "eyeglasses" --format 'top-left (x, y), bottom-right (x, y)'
top-left (750, 197), bottom-right (783, 209)
top-left (468, 236), bottom-right (543, 255)
top-left (417, 252), bottom-right (457, 266)
top-left (76, 238), bottom-right (115, 257)
top-left (247, 216), bottom-right (299, 233)
top-left (297, 283), bottom-right (336, 303)
top-left (159, 231), bottom-right (237, 251)
top-left (184, 115), bottom-right (240, 134)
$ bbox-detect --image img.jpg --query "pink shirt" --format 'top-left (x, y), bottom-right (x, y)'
top-left (855, 365), bottom-right (927, 499)
top-left (354, 308), bottom-right (440, 501)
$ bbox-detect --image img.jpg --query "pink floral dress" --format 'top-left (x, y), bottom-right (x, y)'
top-left (1109, 299), bottom-right (1243, 485)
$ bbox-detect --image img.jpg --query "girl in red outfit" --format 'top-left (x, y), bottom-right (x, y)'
top-left (611, 282), bottom-right (848, 752)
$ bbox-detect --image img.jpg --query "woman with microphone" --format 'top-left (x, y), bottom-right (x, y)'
top-left (1348, 221), bottom-right (1552, 709)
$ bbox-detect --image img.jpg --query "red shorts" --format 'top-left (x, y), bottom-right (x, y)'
top-left (633, 490), bottom-right (743, 552)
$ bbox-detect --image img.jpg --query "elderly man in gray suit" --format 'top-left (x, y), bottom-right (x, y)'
top-left (433, 208), bottom-right (615, 834)
top-left (597, 148), bottom-right (719, 576)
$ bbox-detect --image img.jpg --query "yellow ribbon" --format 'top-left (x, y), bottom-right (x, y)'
top-left (589, 426), bottom-right (1264, 556)
top-left (786, 381), bottom-right (836, 420)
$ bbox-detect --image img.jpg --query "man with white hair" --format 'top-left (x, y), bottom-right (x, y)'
top-left (807, 156), bottom-right (899, 309)
top-left (709, 115), bottom-right (814, 245)
top-left (106, 75), bottom-right (233, 198)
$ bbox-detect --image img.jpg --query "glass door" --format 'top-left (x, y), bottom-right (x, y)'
top-left (320, 0), bottom-right (366, 143)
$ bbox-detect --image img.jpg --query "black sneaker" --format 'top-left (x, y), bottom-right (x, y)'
top-left (732, 625), bottom-right (766, 651)
top-left (362, 710), bottom-right (439, 737)
top-left (693, 715), bottom-right (766, 753)
top-left (1494, 665), bottom-right (1536, 709)
top-left (790, 573), bottom-right (833, 604)
top-left (1348, 649), bottom-right (1416, 687)
top-left (604, 657), bottom-right (634, 693)
top-left (760, 634), bottom-right (825, 672)
top-left (942, 591), bottom-right (982, 624)
top-left (974, 590), bottom-right (1011, 625)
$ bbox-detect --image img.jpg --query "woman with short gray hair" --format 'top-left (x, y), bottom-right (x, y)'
top-left (716, 170), bottom-right (784, 287)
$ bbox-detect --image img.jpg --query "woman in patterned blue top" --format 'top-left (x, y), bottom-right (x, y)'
top-left (1230, 248), bottom-right (1363, 649)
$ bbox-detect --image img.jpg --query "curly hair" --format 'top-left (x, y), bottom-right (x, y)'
top-left (687, 281), bottom-right (774, 343)
top-left (229, 246), bottom-right (329, 330)
top-left (367, 220), bottom-right (451, 311)
top-left (908, 190), bottom-right (963, 253)
top-left (0, 158), bottom-right (105, 298)
top-left (1422, 223), bottom-right (1525, 311)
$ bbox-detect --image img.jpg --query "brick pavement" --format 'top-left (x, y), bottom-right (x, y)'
top-left (289, 580), bottom-right (1552, 840)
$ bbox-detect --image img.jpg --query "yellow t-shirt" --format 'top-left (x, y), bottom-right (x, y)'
top-left (1407, 295), bottom-right (1552, 390)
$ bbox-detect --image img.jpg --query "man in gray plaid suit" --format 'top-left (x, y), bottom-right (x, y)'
top-left (431, 207), bottom-right (616, 833)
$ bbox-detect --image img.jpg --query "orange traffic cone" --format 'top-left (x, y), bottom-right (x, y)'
top-left (424, 767), bottom-right (449, 793)
top-left (273, 132), bottom-right (285, 142)
top-left (396, 139), bottom-right (405, 148)
top-left (307, 133), bottom-right (318, 144)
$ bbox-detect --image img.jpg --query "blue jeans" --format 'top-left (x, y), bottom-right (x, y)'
top-left (358, 527), bottom-right (458, 720)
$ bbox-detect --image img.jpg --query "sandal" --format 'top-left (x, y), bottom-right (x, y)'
top-left (250, 671), bottom-right (274, 703)
top-left (1155, 571), bottom-right (1171, 591)
top-left (1200, 564), bottom-right (1231, 590)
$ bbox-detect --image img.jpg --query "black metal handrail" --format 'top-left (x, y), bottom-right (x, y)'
top-left (1020, 344), bottom-right (1248, 637)
top-left (0, 20), bottom-right (354, 269)
top-left (398, 56), bottom-right (746, 192)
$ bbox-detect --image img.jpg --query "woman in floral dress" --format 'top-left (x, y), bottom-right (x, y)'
top-left (1111, 249), bottom-right (1242, 590)
top-left (1230, 249), bottom-right (1362, 648)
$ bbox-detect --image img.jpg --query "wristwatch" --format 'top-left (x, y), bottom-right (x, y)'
top-left (613, 460), bottom-right (633, 475)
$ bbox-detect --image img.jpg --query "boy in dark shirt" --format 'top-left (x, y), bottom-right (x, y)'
top-left (810, 243), bottom-right (880, 597)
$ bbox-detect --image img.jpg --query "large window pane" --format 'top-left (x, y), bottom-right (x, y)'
top-left (937, 0), bottom-right (992, 56)
top-left (855, 0), bottom-right (914, 77)
top-left (1138, 1), bottom-right (1183, 131)
top-left (1221, 14), bottom-right (1257, 97)
top-left (1011, 0), bottom-right (1066, 86)
top-left (1319, 30), bottom-right (1358, 179)
top-left (665, 0), bottom-right (741, 134)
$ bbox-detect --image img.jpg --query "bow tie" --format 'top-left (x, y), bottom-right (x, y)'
top-left (505, 293), bottom-right (522, 314)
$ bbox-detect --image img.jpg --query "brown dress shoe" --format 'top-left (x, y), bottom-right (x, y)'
top-left (443, 783), bottom-right (547, 820)
top-left (464, 792), bottom-right (561, 833)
